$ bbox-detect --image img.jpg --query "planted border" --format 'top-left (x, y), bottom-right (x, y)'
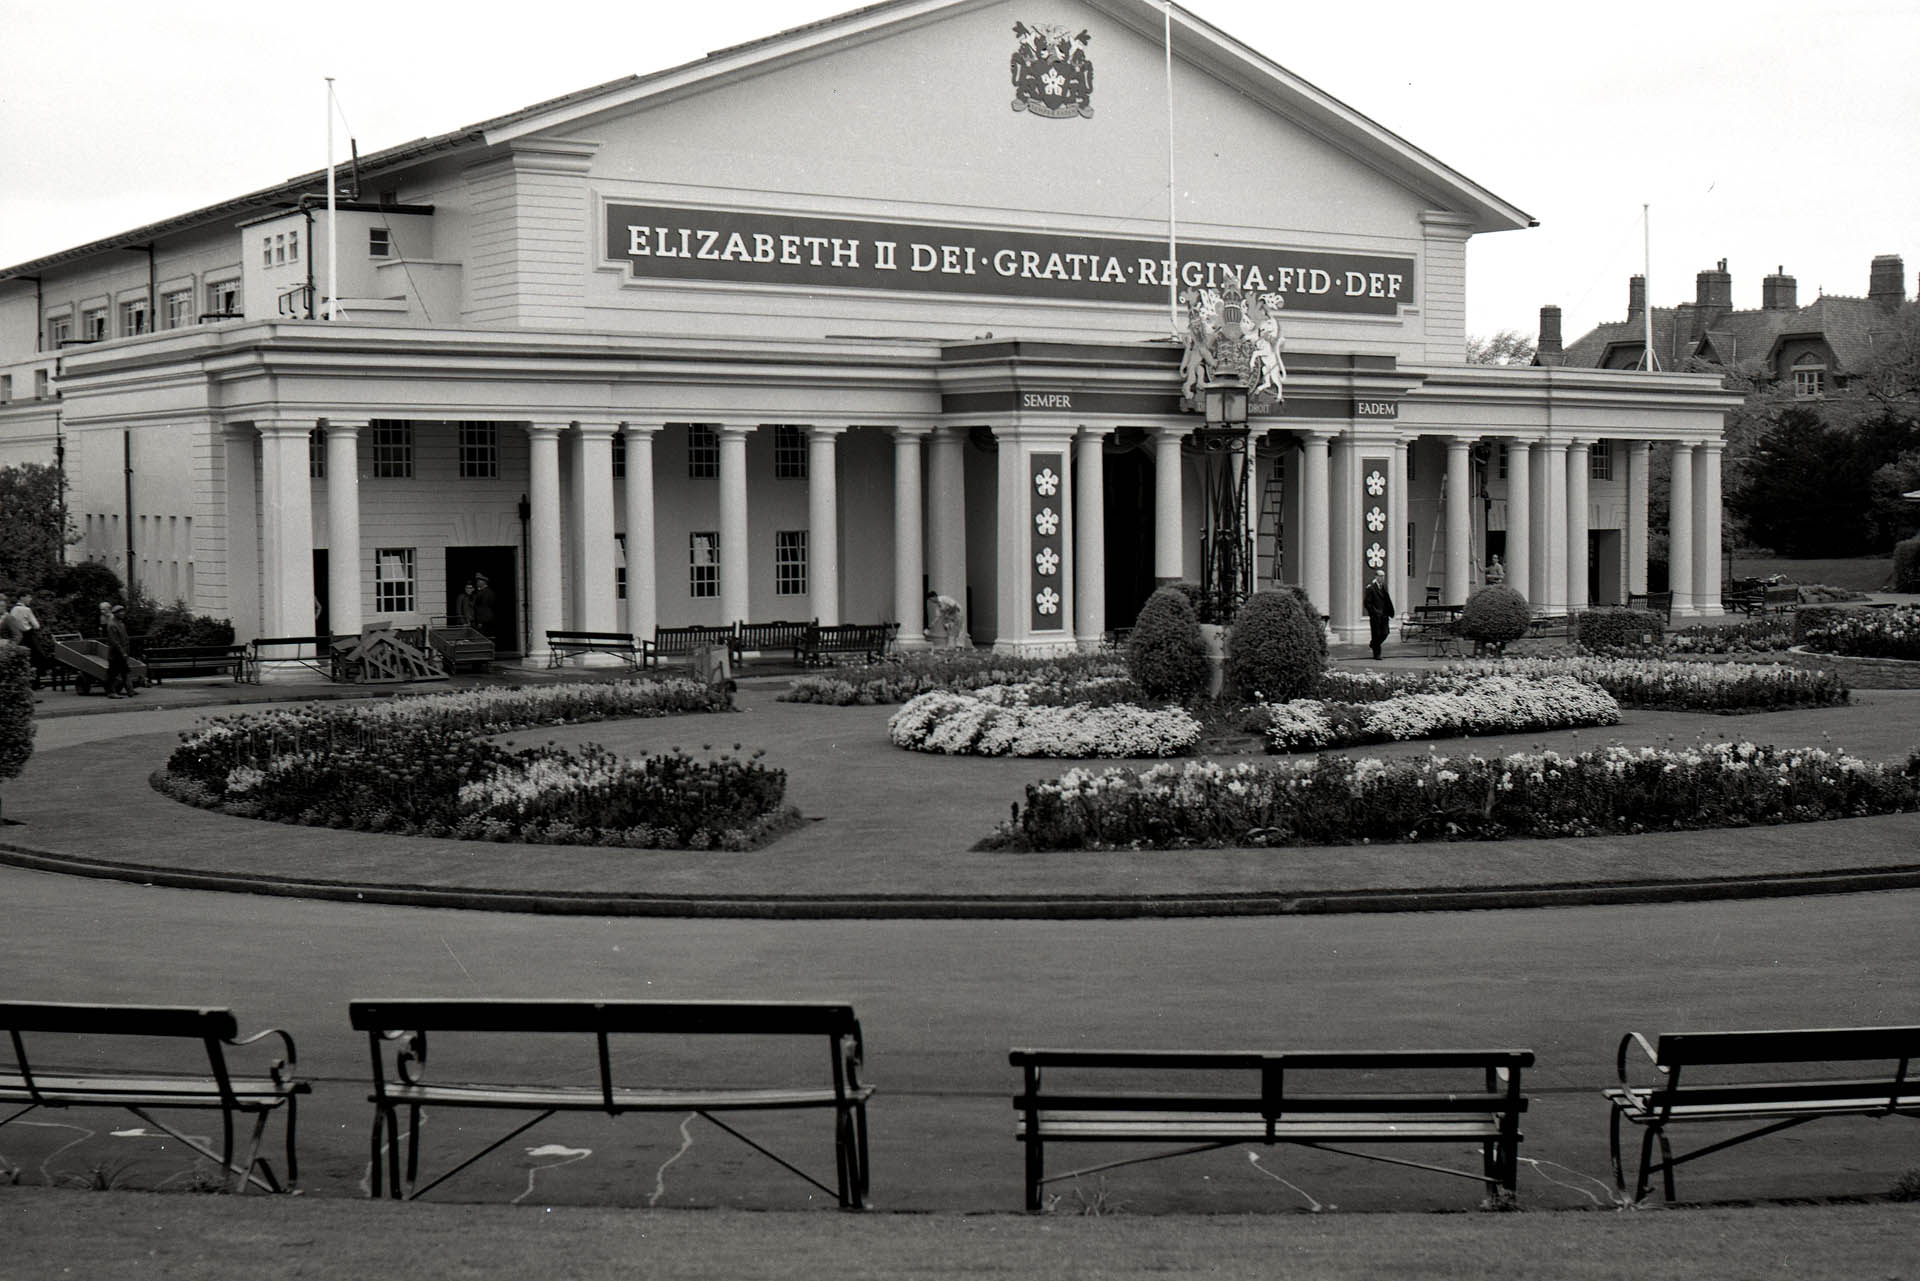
top-left (157, 679), bottom-right (797, 849)
top-left (989, 742), bottom-right (1920, 851)
top-left (888, 689), bottom-right (1201, 757)
top-left (1258, 674), bottom-right (1620, 752)
top-left (1452, 656), bottom-right (1849, 712)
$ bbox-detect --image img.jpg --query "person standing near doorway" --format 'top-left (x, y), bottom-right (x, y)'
top-left (469, 574), bottom-right (496, 640)
top-left (455, 579), bottom-right (478, 629)
top-left (1362, 571), bottom-right (1395, 661)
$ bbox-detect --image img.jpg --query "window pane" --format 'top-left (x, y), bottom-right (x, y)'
top-left (689, 531), bottom-right (719, 598)
top-left (775, 529), bottom-right (808, 595)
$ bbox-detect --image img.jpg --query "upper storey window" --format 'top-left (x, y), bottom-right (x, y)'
top-left (1792, 353), bottom-right (1827, 398)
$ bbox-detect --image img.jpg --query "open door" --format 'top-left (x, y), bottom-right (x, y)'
top-left (445, 546), bottom-right (520, 655)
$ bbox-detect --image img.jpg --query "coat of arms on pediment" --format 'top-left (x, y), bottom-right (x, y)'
top-left (1178, 285), bottom-right (1287, 411)
top-left (1010, 21), bottom-right (1093, 118)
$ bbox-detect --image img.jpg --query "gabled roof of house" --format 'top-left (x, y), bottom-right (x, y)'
top-left (1562, 293), bottom-right (1903, 375)
top-left (2, 0), bottom-right (1532, 283)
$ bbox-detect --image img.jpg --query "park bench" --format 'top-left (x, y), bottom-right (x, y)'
top-left (139, 643), bottom-right (249, 684)
top-left (638, 624), bottom-right (735, 669)
top-left (245, 634), bottom-right (353, 682)
top-left (796, 622), bottom-right (898, 666)
top-left (1729, 584), bottom-right (1800, 616)
top-left (1010, 1046), bottom-right (1534, 1211)
top-left (348, 998), bottom-right (873, 1208)
top-left (0, 1001), bottom-right (308, 1193)
top-left (1399, 604), bottom-right (1462, 657)
top-left (1604, 1024), bottom-right (1920, 1205)
top-left (1626, 592), bottom-right (1673, 621)
top-left (546, 629), bottom-right (644, 669)
top-left (1525, 613), bottom-right (1572, 640)
top-left (732, 620), bottom-right (813, 665)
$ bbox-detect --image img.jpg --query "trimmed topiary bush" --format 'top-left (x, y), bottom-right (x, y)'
top-left (1225, 589), bottom-right (1326, 703)
top-left (1575, 609), bottom-right (1664, 656)
top-left (1126, 585), bottom-right (1210, 703)
top-left (1894, 537), bottom-right (1920, 592)
top-left (0, 642), bottom-right (33, 819)
top-left (1460, 585), bottom-right (1531, 649)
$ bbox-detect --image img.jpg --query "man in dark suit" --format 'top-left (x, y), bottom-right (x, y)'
top-left (1362, 572), bottom-right (1395, 660)
top-left (469, 574), bottom-right (496, 639)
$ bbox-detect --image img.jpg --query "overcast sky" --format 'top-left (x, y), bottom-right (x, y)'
top-left (2, 0), bottom-right (1913, 342)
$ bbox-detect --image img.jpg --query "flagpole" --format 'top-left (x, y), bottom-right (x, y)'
top-left (326, 78), bottom-right (339, 322)
top-left (1164, 2), bottom-right (1178, 334)
top-left (1641, 203), bottom-right (1655, 371)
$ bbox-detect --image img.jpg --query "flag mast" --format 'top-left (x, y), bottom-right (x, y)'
top-left (326, 78), bottom-right (340, 322)
top-left (1164, 2), bottom-right (1178, 334)
top-left (1640, 203), bottom-right (1656, 370)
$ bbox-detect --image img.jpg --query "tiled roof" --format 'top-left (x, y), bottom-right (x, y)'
top-left (1561, 293), bottom-right (1906, 375)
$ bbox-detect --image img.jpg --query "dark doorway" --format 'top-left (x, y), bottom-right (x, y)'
top-left (312, 549), bottom-right (330, 636)
top-left (1103, 444), bottom-right (1156, 632)
top-left (446, 546), bottom-right (520, 655)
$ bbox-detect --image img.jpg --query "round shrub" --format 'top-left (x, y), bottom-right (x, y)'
top-left (1225, 589), bottom-right (1326, 702)
top-left (1126, 586), bottom-right (1210, 703)
top-left (1461, 585), bottom-right (1531, 645)
top-left (1894, 537), bottom-right (1920, 592)
top-left (0, 642), bottom-right (33, 805)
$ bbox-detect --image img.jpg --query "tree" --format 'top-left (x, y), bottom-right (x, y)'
top-left (1726, 407), bottom-right (1920, 556)
top-left (0, 463), bottom-right (74, 589)
top-left (1465, 330), bottom-right (1537, 366)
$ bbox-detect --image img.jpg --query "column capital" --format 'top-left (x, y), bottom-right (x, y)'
top-left (526, 421), bottom-right (569, 438)
top-left (318, 417), bottom-right (368, 434)
top-left (1566, 438), bottom-right (1592, 453)
top-left (808, 423), bottom-right (852, 439)
top-left (1694, 438), bottom-right (1726, 455)
top-left (1151, 422), bottom-right (1192, 440)
top-left (1538, 438), bottom-right (1570, 454)
top-left (889, 423), bottom-right (936, 440)
top-left (572, 419), bottom-right (620, 439)
top-left (619, 421), bottom-right (664, 437)
top-left (254, 418), bottom-right (316, 439)
top-left (715, 421), bottom-right (758, 440)
top-left (1297, 428), bottom-right (1335, 445)
top-left (1076, 424), bottom-right (1116, 443)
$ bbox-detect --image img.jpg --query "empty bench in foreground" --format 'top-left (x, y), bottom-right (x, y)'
top-left (349, 998), bottom-right (873, 1207)
top-left (638, 624), bottom-right (736, 668)
top-left (796, 622), bottom-right (898, 665)
top-left (140, 643), bottom-right (249, 684)
top-left (0, 1001), bottom-right (308, 1192)
top-left (1605, 1023), bottom-right (1920, 1204)
top-left (1011, 1046), bottom-right (1534, 1211)
top-left (546, 629), bottom-right (645, 668)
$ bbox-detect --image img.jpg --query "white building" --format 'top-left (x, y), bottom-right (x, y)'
top-left (0, 0), bottom-right (1737, 660)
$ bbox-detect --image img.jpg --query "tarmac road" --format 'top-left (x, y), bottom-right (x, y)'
top-left (3, 861), bottom-right (1913, 1214)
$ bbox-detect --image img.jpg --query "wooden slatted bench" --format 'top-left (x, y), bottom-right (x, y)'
top-left (1604, 1024), bottom-right (1920, 1204)
top-left (348, 999), bottom-right (873, 1208)
top-left (140, 643), bottom-right (249, 684)
top-left (1399, 605), bottom-right (1462, 657)
top-left (547, 629), bottom-right (644, 669)
top-left (1626, 591), bottom-right (1673, 621)
top-left (246, 634), bottom-right (352, 683)
top-left (797, 622), bottom-right (898, 666)
top-left (0, 1001), bottom-right (308, 1193)
top-left (732, 620), bottom-right (813, 665)
top-left (638, 625), bottom-right (735, 669)
top-left (1011, 1046), bottom-right (1534, 1211)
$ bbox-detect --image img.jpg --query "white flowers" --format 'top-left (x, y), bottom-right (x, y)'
top-left (1034, 507), bottom-right (1059, 536)
top-left (1033, 467), bottom-right (1060, 496)
top-left (1035, 587), bottom-right (1061, 615)
top-left (1035, 547), bottom-right (1060, 575)
top-left (889, 689), bottom-right (1200, 757)
top-left (1263, 674), bottom-right (1619, 752)
top-left (1367, 506), bottom-right (1387, 532)
top-left (1366, 470), bottom-right (1386, 495)
top-left (1366, 544), bottom-right (1387, 569)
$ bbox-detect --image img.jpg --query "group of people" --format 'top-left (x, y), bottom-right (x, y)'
top-left (0, 592), bottom-right (137, 697)
top-left (453, 574), bottom-right (496, 638)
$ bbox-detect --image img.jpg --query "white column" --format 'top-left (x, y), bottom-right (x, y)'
top-left (256, 420), bottom-right (316, 639)
top-left (927, 424), bottom-right (967, 623)
top-left (1329, 434), bottom-right (1357, 638)
top-left (808, 425), bottom-right (846, 626)
top-left (1389, 439), bottom-right (1409, 618)
top-left (1541, 441), bottom-right (1569, 613)
top-left (1626, 441), bottom-right (1651, 598)
top-left (526, 423), bottom-right (565, 661)
top-left (574, 421), bottom-right (618, 639)
top-left (1668, 442), bottom-right (1695, 617)
top-left (891, 426), bottom-right (928, 645)
top-left (1075, 427), bottom-right (1108, 648)
top-left (1152, 425), bottom-right (1185, 582)
top-left (1528, 443), bottom-right (1550, 607)
top-left (717, 424), bottom-right (752, 627)
top-left (224, 427), bottom-right (261, 639)
top-left (1566, 440), bottom-right (1591, 614)
top-left (1504, 438), bottom-right (1531, 606)
top-left (1693, 441), bottom-right (1724, 617)
top-left (621, 423), bottom-right (659, 642)
top-left (1244, 433), bottom-right (1261, 590)
top-left (322, 418), bottom-right (363, 637)
top-left (1444, 436), bottom-right (1473, 604)
top-left (1299, 430), bottom-right (1331, 616)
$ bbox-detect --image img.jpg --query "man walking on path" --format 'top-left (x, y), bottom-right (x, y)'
top-left (1362, 571), bottom-right (1395, 660)
top-left (101, 602), bottom-right (136, 698)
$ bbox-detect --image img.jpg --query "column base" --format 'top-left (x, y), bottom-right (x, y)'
top-left (992, 638), bottom-right (1083, 658)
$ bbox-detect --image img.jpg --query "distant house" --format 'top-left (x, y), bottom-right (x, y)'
top-left (1539, 255), bottom-right (1914, 397)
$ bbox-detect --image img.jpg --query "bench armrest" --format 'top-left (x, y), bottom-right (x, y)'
top-left (1615, 1031), bottom-right (1664, 1085)
top-left (229, 1026), bottom-right (302, 1091)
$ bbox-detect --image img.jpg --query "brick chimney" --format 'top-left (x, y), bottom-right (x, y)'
top-left (1536, 305), bottom-right (1563, 364)
top-left (1869, 254), bottom-right (1905, 312)
top-left (1762, 266), bottom-right (1797, 310)
top-left (1627, 275), bottom-right (1646, 319)
top-left (1696, 259), bottom-right (1733, 326)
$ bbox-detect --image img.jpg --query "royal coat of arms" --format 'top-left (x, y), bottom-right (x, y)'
top-left (1178, 285), bottom-right (1287, 410)
top-left (1010, 22), bottom-right (1094, 118)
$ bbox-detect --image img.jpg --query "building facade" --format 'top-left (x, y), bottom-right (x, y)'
top-left (0, 0), bottom-right (1740, 661)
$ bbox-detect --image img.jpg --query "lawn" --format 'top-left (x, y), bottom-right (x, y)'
top-left (1725, 552), bottom-right (1897, 593)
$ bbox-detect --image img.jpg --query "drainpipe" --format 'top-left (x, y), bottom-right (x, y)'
top-left (124, 430), bottom-right (136, 593)
top-left (146, 244), bottom-right (156, 331)
top-left (54, 408), bottom-right (66, 564)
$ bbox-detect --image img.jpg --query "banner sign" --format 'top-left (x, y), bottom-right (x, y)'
top-left (606, 203), bottom-right (1415, 314)
top-left (1361, 455), bottom-right (1392, 583)
top-left (1028, 452), bottom-right (1067, 632)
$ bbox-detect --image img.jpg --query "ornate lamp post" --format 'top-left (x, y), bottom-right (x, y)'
top-left (1193, 375), bottom-right (1252, 623)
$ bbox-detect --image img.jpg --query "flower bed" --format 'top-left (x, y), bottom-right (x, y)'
top-left (1665, 619), bottom-right (1794, 656)
top-left (988, 742), bottom-right (1920, 851)
top-left (887, 689), bottom-right (1201, 757)
top-left (1258, 674), bottom-right (1620, 752)
top-left (782, 651), bottom-right (1127, 705)
top-left (1798, 606), bottom-right (1920, 662)
top-left (1452, 656), bottom-right (1848, 712)
top-left (158, 678), bottom-right (795, 848)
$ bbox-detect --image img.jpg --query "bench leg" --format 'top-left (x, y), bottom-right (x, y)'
top-left (1024, 1133), bottom-right (1044, 1212)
